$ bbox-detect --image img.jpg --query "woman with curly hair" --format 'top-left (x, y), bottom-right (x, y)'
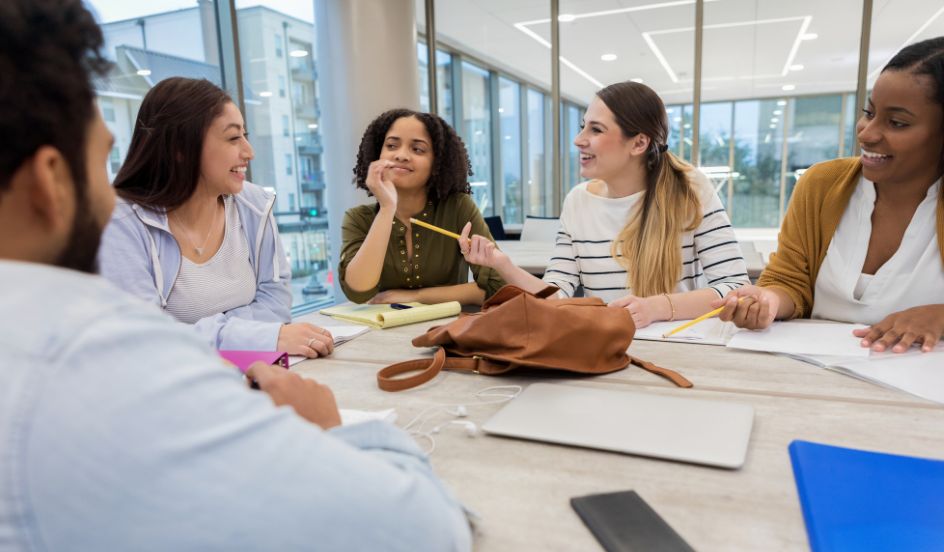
top-left (339, 109), bottom-right (505, 305)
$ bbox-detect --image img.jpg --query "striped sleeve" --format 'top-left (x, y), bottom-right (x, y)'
top-left (691, 188), bottom-right (750, 298)
top-left (542, 226), bottom-right (581, 298)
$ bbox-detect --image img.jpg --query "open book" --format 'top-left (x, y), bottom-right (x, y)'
top-left (788, 345), bottom-right (944, 404)
top-left (319, 301), bottom-right (461, 329)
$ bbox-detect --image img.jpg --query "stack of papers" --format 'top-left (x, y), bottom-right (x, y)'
top-left (637, 319), bottom-right (944, 405)
top-left (320, 301), bottom-right (461, 329)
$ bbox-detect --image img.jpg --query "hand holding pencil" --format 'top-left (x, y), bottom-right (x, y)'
top-left (410, 218), bottom-right (510, 270)
top-left (713, 285), bottom-right (781, 330)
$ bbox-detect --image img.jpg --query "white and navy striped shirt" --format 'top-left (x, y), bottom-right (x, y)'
top-left (165, 195), bottom-right (257, 325)
top-left (543, 172), bottom-right (749, 302)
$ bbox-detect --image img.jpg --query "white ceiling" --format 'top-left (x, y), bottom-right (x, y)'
top-left (420, 0), bottom-right (944, 106)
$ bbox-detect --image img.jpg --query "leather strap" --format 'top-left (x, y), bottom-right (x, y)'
top-left (629, 356), bottom-right (693, 388)
top-left (378, 350), bottom-right (693, 391)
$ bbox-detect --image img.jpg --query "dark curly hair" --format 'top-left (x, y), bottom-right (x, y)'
top-left (352, 109), bottom-right (472, 202)
top-left (0, 0), bottom-right (110, 194)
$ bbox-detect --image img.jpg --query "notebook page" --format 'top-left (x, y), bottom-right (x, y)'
top-left (635, 318), bottom-right (740, 346)
top-left (726, 321), bottom-right (869, 357)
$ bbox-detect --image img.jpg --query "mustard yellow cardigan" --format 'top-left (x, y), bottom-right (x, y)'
top-left (757, 157), bottom-right (944, 318)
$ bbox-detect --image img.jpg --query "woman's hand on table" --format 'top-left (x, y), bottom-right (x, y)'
top-left (278, 323), bottom-right (334, 358)
top-left (852, 304), bottom-right (944, 353)
top-left (608, 294), bottom-right (660, 329)
top-left (369, 289), bottom-right (420, 304)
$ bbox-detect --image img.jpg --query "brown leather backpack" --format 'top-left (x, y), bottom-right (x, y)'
top-left (376, 285), bottom-right (692, 391)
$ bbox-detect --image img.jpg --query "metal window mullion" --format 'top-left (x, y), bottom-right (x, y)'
top-left (727, 102), bottom-right (735, 220)
top-left (216, 0), bottom-right (247, 178)
top-left (518, 82), bottom-right (528, 224)
top-left (853, 0), bottom-right (873, 157)
top-left (489, 71), bottom-right (501, 218)
top-left (691, 0), bottom-right (704, 166)
top-left (778, 99), bottom-right (791, 222)
top-left (424, 0), bottom-right (438, 115)
top-left (550, 0), bottom-right (561, 214)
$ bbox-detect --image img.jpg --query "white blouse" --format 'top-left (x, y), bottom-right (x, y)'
top-left (812, 177), bottom-right (944, 324)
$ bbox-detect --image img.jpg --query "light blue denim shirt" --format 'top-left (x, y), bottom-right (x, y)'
top-left (0, 261), bottom-right (471, 551)
top-left (98, 182), bottom-right (291, 351)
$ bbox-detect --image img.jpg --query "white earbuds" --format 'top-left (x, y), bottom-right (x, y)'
top-left (404, 385), bottom-right (522, 454)
top-left (431, 420), bottom-right (477, 437)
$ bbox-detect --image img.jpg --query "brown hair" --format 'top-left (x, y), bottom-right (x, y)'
top-left (598, 81), bottom-right (702, 297)
top-left (113, 77), bottom-right (233, 210)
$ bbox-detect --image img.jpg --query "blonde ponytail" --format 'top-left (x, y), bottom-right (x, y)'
top-left (610, 151), bottom-right (702, 297)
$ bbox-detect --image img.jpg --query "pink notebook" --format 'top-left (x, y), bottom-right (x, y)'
top-left (219, 350), bottom-right (289, 374)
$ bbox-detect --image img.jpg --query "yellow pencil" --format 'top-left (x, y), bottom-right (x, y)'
top-left (661, 297), bottom-right (746, 338)
top-left (410, 218), bottom-right (463, 240)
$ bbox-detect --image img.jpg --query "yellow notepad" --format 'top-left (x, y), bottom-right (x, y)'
top-left (319, 301), bottom-right (461, 329)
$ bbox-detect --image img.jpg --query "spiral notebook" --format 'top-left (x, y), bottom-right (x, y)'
top-left (319, 301), bottom-right (461, 329)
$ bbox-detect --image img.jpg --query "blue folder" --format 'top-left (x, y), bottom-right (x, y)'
top-left (789, 440), bottom-right (944, 552)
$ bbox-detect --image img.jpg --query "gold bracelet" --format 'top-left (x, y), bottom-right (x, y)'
top-left (663, 293), bottom-right (676, 322)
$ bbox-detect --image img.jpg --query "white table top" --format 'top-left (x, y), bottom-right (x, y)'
top-left (295, 314), bottom-right (944, 551)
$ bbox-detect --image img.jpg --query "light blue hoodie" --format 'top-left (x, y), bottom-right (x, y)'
top-left (98, 182), bottom-right (291, 351)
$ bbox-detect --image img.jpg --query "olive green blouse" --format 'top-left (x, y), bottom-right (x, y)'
top-left (339, 193), bottom-right (506, 303)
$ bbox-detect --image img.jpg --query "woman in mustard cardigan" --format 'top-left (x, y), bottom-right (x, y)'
top-left (716, 37), bottom-right (944, 354)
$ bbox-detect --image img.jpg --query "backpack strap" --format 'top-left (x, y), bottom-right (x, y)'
top-left (377, 348), bottom-right (491, 391)
top-left (629, 355), bottom-right (693, 388)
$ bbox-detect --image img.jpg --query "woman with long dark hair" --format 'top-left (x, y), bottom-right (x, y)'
top-left (717, 37), bottom-right (944, 354)
top-left (99, 77), bottom-right (334, 357)
top-left (460, 81), bottom-right (748, 328)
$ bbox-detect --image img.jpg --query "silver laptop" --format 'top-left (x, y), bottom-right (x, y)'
top-left (482, 383), bottom-right (754, 469)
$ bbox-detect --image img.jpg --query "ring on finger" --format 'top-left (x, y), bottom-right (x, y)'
top-left (307, 337), bottom-right (318, 348)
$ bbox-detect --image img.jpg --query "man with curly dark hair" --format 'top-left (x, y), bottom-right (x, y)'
top-left (0, 2), bottom-right (471, 549)
top-left (341, 108), bottom-right (505, 304)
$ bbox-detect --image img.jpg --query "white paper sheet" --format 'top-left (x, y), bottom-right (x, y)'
top-left (726, 321), bottom-right (870, 357)
top-left (635, 318), bottom-right (741, 346)
top-left (288, 324), bottom-right (370, 366)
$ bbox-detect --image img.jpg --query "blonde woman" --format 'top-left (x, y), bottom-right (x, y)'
top-left (460, 81), bottom-right (749, 328)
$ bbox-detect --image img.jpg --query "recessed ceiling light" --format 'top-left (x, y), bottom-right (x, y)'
top-left (771, 118), bottom-right (779, 123)
top-left (782, 84), bottom-right (796, 91)
top-left (777, 100), bottom-right (787, 106)
top-left (136, 69), bottom-right (151, 76)
top-left (558, 14), bottom-right (576, 22)
top-left (259, 91), bottom-right (273, 98)
top-left (289, 50), bottom-right (309, 58)
top-left (773, 110), bottom-right (783, 115)
top-left (789, 64), bottom-right (804, 71)
top-left (630, 78), bottom-right (644, 83)
top-left (307, 123), bottom-right (318, 129)
top-left (601, 53), bottom-right (617, 62)
top-left (801, 33), bottom-right (818, 40)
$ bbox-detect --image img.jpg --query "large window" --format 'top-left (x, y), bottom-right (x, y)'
top-left (527, 88), bottom-right (552, 216)
top-left (460, 61), bottom-right (493, 214)
top-left (417, 43), bottom-right (454, 123)
top-left (498, 77), bottom-right (523, 224)
top-left (91, 0), bottom-right (331, 312)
